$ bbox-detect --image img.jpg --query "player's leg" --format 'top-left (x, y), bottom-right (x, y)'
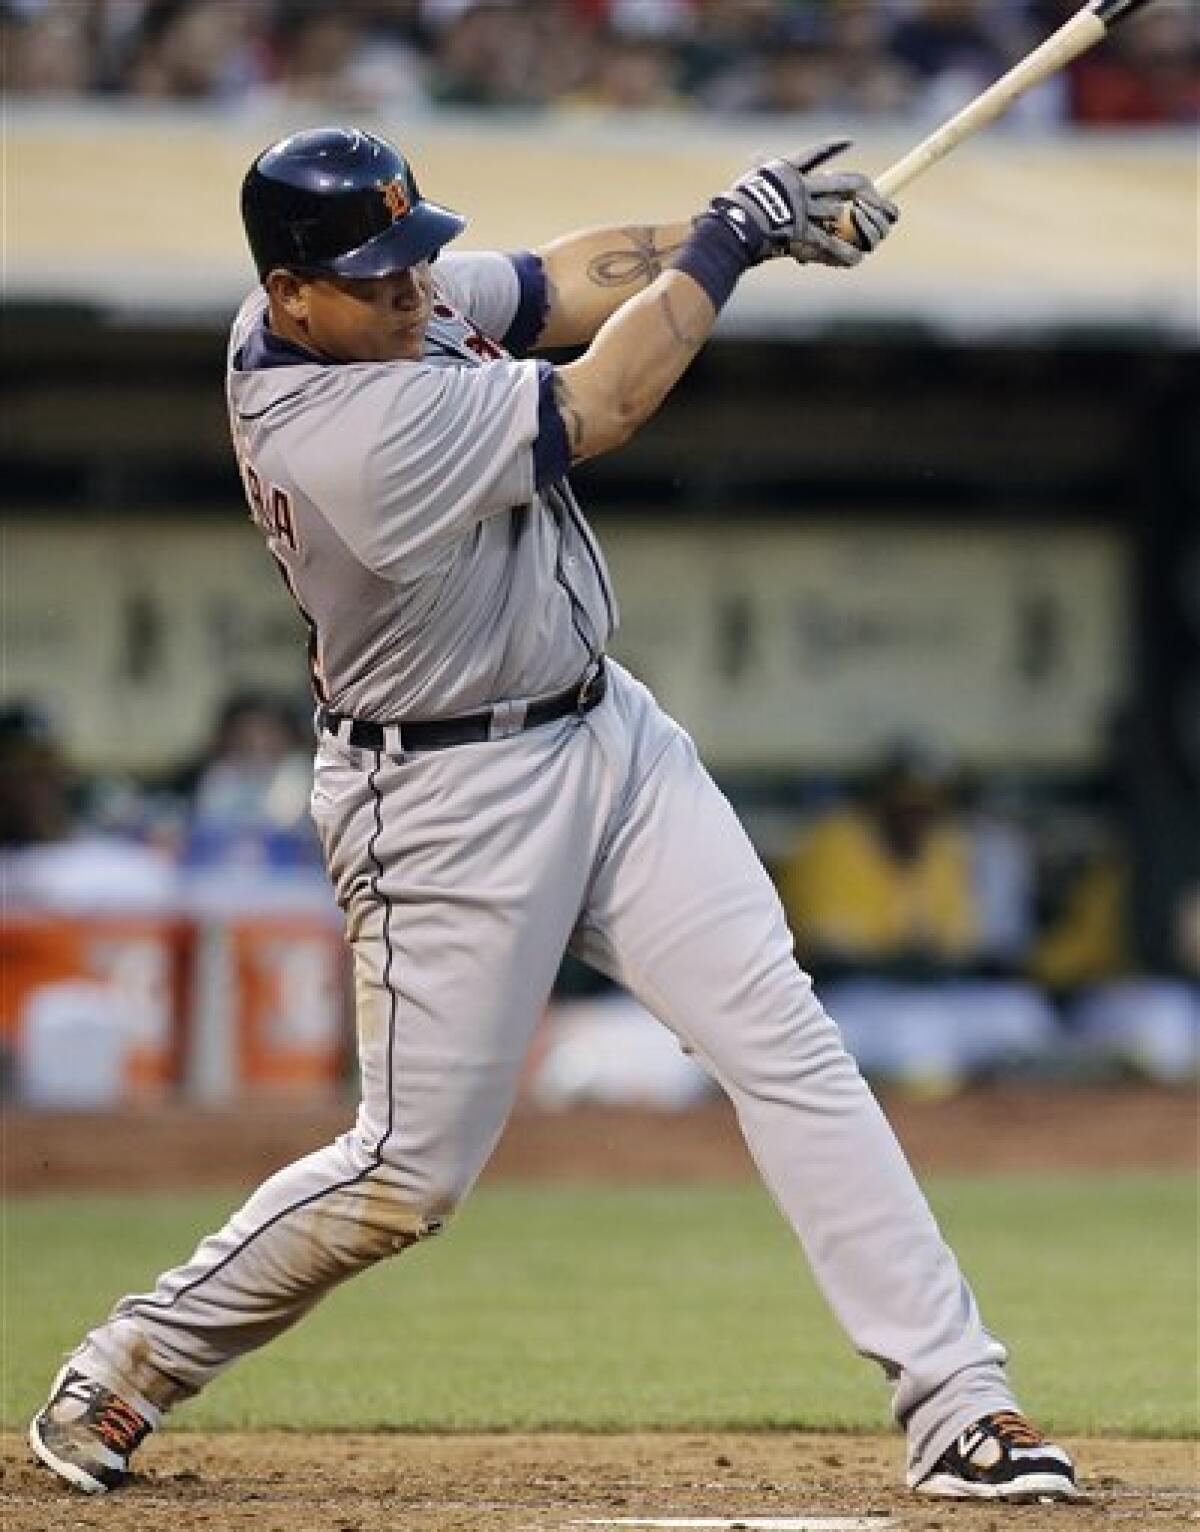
top-left (573, 670), bottom-right (1074, 1497)
top-left (35, 721), bottom-right (605, 1490)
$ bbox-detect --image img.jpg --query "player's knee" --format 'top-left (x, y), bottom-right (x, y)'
top-left (289, 1178), bottom-right (448, 1278)
top-left (366, 1151), bottom-right (475, 1230)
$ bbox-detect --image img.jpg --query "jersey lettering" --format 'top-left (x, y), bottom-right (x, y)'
top-left (240, 456), bottom-right (300, 553)
top-left (243, 461), bottom-right (265, 521)
top-left (462, 326), bottom-right (504, 363)
top-left (270, 485), bottom-right (298, 552)
top-left (429, 293), bottom-right (508, 366)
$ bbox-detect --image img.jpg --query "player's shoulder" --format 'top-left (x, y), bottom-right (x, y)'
top-left (431, 249), bottom-right (537, 352)
top-left (432, 249), bottom-right (517, 311)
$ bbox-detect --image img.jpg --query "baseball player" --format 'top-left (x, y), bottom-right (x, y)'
top-left (31, 127), bottom-right (1078, 1505)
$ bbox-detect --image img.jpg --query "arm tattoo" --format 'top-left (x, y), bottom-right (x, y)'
top-left (553, 372), bottom-right (587, 456)
top-left (657, 290), bottom-right (705, 351)
top-left (587, 226), bottom-right (686, 290)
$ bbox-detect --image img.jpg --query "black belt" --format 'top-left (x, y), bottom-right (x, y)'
top-left (318, 659), bottom-right (607, 753)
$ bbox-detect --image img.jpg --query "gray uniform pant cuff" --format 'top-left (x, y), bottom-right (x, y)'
top-left (903, 1363), bottom-right (1019, 1485)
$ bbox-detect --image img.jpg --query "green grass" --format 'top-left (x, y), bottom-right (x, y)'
top-left (3, 1175), bottom-right (1195, 1436)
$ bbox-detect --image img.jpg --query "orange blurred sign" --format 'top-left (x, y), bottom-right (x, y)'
top-left (228, 915), bottom-right (348, 1092)
top-left (1, 912), bottom-right (190, 1095)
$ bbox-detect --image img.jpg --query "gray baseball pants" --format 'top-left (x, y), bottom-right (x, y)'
top-left (73, 663), bottom-right (1016, 1482)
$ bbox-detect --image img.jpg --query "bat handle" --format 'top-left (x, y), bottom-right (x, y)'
top-left (830, 156), bottom-right (934, 245)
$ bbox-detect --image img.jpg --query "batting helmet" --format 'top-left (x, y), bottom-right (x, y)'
top-left (241, 127), bottom-right (466, 282)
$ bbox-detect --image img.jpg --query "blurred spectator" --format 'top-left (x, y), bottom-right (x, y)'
top-left (0, 1), bottom-right (90, 95)
top-left (681, 0), bottom-right (788, 108)
top-left (180, 690), bottom-right (319, 871)
top-left (888, 0), bottom-right (1009, 121)
top-left (781, 741), bottom-right (978, 973)
top-left (1068, 0), bottom-right (1200, 124)
top-left (698, 36), bottom-right (830, 115)
top-left (249, 0), bottom-right (429, 113)
top-left (778, 741), bottom-right (1057, 1093)
top-left (580, 0), bottom-right (695, 39)
top-left (527, 3), bottom-right (598, 103)
top-left (1031, 829), bottom-right (1199, 1083)
top-left (430, 2), bottom-right (545, 107)
top-left (1026, 704), bottom-right (1200, 1084)
top-left (122, 0), bottom-right (265, 100)
top-left (756, 40), bottom-right (832, 114)
top-left (261, 2), bottom-right (366, 103)
top-left (0, 702), bottom-right (171, 1105)
top-left (823, 3), bottom-right (914, 118)
top-left (0, 700), bottom-right (72, 847)
top-left (566, 30), bottom-right (684, 110)
top-left (959, 776), bottom-right (1038, 969)
top-left (0, 699), bottom-right (175, 910)
top-left (889, 0), bottom-right (1005, 79)
top-left (694, 2), bottom-right (910, 117)
top-left (1, 0), bottom-right (1193, 120)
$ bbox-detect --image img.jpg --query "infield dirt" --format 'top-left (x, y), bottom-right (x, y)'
top-left (4, 1429), bottom-right (1197, 1530)
top-left (7, 1084), bottom-right (1196, 1194)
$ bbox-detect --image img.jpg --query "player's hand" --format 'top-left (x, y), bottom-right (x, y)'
top-left (704, 140), bottom-right (898, 270)
top-left (786, 141), bottom-right (898, 267)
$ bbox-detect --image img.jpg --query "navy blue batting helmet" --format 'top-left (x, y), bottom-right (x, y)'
top-left (241, 127), bottom-right (466, 282)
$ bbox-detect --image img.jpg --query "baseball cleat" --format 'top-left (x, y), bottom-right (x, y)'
top-left (916, 1410), bottom-right (1081, 1501)
top-left (29, 1364), bottom-right (155, 1494)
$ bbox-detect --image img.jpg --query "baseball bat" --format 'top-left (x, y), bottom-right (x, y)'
top-left (837, 0), bottom-right (1158, 238)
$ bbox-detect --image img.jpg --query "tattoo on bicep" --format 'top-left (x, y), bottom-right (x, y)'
top-left (587, 226), bottom-right (686, 290)
top-left (657, 290), bottom-right (704, 351)
top-left (553, 373), bottom-right (587, 456)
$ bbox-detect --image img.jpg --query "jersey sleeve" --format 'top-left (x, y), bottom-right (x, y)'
top-left (290, 358), bottom-right (542, 579)
top-left (434, 250), bottom-right (548, 356)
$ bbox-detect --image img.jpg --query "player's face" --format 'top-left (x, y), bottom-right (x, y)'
top-left (283, 264), bottom-right (433, 363)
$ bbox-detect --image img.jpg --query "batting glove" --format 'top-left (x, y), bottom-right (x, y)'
top-left (789, 140), bottom-right (898, 267)
top-left (705, 140), bottom-right (898, 270)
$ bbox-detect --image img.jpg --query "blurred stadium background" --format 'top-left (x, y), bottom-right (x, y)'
top-left (2, 0), bottom-right (1198, 1117)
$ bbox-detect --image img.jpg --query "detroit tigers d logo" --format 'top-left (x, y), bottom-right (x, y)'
top-left (382, 179), bottom-right (410, 221)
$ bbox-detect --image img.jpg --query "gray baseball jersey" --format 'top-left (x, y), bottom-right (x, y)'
top-left (226, 252), bottom-right (613, 720)
top-left (70, 247), bottom-right (1023, 1486)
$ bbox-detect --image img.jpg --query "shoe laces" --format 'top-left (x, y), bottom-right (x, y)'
top-left (92, 1394), bottom-right (150, 1455)
top-left (984, 1411), bottom-right (1045, 1449)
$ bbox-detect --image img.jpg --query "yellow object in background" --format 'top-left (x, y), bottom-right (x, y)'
top-left (780, 804), bottom-right (977, 966)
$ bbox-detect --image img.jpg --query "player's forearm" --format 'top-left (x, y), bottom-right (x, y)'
top-left (553, 267), bottom-right (717, 462)
top-left (534, 222), bottom-right (693, 348)
top-left (546, 146), bottom-right (900, 464)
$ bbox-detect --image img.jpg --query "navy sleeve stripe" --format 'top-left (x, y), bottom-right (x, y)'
top-left (533, 361), bottom-right (571, 489)
top-left (503, 251), bottom-right (549, 357)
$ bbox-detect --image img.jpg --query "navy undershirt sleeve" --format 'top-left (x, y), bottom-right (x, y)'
top-left (533, 361), bottom-right (571, 488)
top-left (503, 251), bottom-right (550, 358)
